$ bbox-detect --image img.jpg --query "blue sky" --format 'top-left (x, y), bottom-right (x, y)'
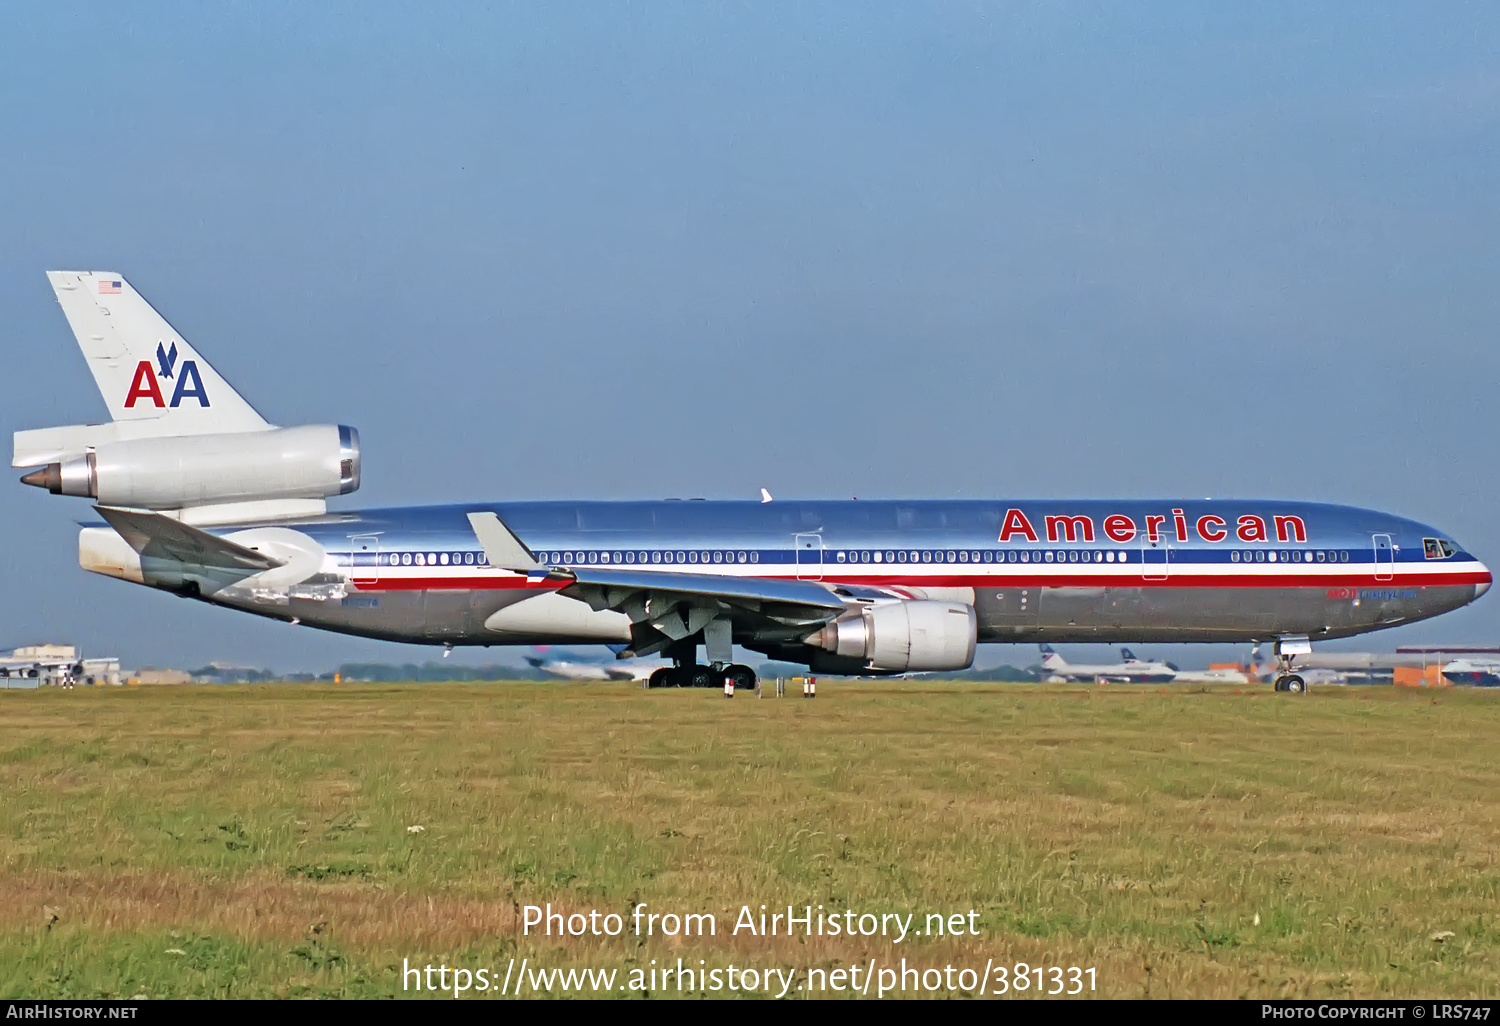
top-left (2, 3), bottom-right (1498, 671)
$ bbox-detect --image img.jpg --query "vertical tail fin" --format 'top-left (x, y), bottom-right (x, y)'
top-left (46, 271), bottom-right (267, 435)
top-left (1121, 647), bottom-right (1139, 662)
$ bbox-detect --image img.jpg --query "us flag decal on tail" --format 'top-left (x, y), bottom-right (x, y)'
top-left (98, 279), bottom-right (121, 294)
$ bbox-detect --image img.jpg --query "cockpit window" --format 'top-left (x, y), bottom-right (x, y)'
top-left (1425, 538), bottom-right (1459, 559)
top-left (1441, 539), bottom-right (1458, 558)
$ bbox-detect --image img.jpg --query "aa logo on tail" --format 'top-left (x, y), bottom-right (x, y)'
top-left (123, 341), bottom-right (209, 408)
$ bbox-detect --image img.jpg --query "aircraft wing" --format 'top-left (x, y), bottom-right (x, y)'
top-left (558, 566), bottom-right (849, 658)
top-left (467, 508), bottom-right (853, 657)
top-left (94, 505), bottom-right (284, 573)
top-left (563, 566), bottom-right (846, 612)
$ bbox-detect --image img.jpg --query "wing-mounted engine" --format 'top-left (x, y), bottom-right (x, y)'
top-left (804, 599), bottom-right (977, 673)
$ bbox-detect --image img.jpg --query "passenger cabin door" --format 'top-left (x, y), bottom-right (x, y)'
top-left (1141, 537), bottom-right (1169, 581)
top-left (350, 534), bottom-right (379, 585)
top-left (1373, 534), bottom-right (1394, 581)
top-left (795, 533), bottom-right (823, 581)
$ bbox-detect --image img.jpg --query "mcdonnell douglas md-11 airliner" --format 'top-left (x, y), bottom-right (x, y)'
top-left (15, 273), bottom-right (1491, 693)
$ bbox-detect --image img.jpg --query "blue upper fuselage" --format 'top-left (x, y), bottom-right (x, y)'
top-left (285, 498), bottom-right (1475, 567)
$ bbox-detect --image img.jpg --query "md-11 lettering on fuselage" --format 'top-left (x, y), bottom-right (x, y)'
top-left (999, 508), bottom-right (1307, 545)
top-left (1328, 588), bottom-right (1419, 601)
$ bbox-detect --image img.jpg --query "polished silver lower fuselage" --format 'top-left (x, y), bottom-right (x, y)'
top-left (214, 579), bottom-right (1482, 646)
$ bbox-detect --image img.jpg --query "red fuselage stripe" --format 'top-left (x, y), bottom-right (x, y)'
top-left (351, 570), bottom-right (1492, 592)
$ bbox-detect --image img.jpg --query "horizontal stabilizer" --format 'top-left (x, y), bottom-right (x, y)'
top-left (94, 505), bottom-right (283, 572)
top-left (15, 421), bottom-right (196, 468)
top-left (467, 512), bottom-right (545, 572)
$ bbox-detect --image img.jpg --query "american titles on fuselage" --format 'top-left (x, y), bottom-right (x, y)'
top-left (999, 508), bottom-right (1305, 545)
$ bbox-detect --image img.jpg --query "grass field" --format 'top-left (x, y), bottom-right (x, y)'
top-left (2, 680), bottom-right (1498, 999)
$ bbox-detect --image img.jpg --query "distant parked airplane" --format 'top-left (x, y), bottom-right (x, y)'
top-left (1168, 667), bottom-right (1252, 684)
top-left (1440, 659), bottom-right (1500, 687)
top-left (1039, 644), bottom-right (1178, 683)
top-left (523, 648), bottom-right (668, 683)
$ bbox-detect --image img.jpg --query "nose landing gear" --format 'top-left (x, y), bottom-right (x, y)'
top-left (1271, 635), bottom-right (1311, 694)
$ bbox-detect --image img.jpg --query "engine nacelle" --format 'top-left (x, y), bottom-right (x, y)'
top-left (22, 425), bottom-right (359, 509)
top-left (805, 600), bottom-right (977, 673)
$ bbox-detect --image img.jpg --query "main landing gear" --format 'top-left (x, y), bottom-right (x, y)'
top-left (1270, 635), bottom-right (1310, 694)
top-left (1273, 673), bottom-right (1307, 694)
top-left (644, 622), bottom-right (758, 691)
top-left (643, 620), bottom-right (756, 691)
top-left (647, 665), bottom-right (715, 689)
top-left (647, 663), bottom-right (757, 690)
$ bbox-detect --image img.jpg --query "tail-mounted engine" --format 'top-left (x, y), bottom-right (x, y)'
top-left (20, 425), bottom-right (359, 510)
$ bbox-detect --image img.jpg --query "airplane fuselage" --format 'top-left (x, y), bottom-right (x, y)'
top-left (84, 497), bottom-right (1490, 668)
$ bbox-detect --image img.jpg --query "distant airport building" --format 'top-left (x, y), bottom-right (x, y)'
top-left (0, 644), bottom-right (120, 688)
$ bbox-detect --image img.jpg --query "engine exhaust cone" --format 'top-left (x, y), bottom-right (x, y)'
top-left (803, 625), bottom-right (833, 650)
top-left (20, 464), bottom-right (61, 493)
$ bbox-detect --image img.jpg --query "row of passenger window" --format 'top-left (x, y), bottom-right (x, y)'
top-left (838, 549), bottom-right (1126, 563)
top-left (835, 549), bottom-right (1355, 565)
top-left (382, 549), bottom-right (764, 567)
top-left (1231, 550), bottom-right (1349, 563)
top-left (380, 548), bottom-right (1356, 568)
top-left (545, 550), bottom-right (760, 565)
top-left (386, 551), bottom-right (485, 567)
